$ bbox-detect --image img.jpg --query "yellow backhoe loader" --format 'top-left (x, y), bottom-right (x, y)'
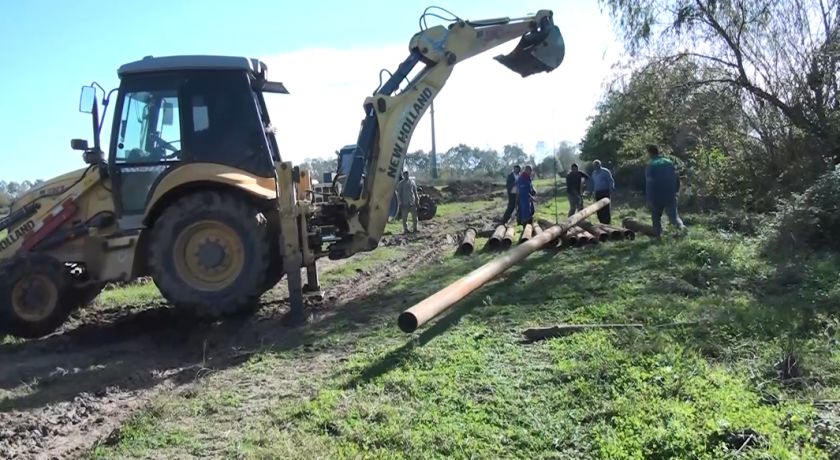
top-left (0, 7), bottom-right (565, 339)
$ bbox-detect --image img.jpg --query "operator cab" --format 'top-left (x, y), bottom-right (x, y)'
top-left (76, 55), bottom-right (289, 230)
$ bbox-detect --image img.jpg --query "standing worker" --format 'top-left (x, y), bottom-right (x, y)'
top-left (499, 164), bottom-right (521, 224)
top-left (645, 144), bottom-right (686, 236)
top-left (396, 170), bottom-right (419, 233)
top-left (517, 165), bottom-right (536, 225)
top-left (565, 163), bottom-right (590, 216)
top-left (590, 159), bottom-right (615, 224)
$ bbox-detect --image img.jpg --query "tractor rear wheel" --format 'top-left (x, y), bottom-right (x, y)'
top-left (0, 254), bottom-right (75, 339)
top-left (146, 190), bottom-right (273, 317)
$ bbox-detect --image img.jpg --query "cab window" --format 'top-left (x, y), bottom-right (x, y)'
top-left (115, 90), bottom-right (181, 164)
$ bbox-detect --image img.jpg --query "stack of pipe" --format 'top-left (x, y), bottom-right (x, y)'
top-left (538, 217), bottom-right (637, 248)
top-left (578, 221), bottom-right (609, 243)
top-left (399, 198), bottom-right (610, 333)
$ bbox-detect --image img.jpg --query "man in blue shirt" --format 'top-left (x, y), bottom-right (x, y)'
top-left (645, 144), bottom-right (685, 237)
top-left (590, 160), bottom-right (615, 224)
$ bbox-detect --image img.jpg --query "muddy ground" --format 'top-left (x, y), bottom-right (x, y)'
top-left (0, 197), bottom-right (503, 459)
top-left (418, 178), bottom-right (506, 204)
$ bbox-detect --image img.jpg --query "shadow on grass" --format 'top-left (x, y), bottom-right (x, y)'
top-left (0, 242), bottom-right (558, 412)
top-left (341, 250), bottom-right (561, 389)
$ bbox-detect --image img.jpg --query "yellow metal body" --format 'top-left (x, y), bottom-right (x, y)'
top-left (1, 162), bottom-right (286, 287)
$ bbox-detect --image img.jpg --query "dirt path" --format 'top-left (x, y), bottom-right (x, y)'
top-left (0, 200), bottom-right (500, 460)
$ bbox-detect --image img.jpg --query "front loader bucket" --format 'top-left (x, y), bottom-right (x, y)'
top-left (494, 23), bottom-right (565, 78)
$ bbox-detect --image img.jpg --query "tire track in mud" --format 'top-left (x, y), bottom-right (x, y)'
top-left (0, 200), bottom-right (500, 460)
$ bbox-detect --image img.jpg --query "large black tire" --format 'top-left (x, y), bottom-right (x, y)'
top-left (417, 194), bottom-right (437, 221)
top-left (0, 254), bottom-right (75, 339)
top-left (146, 190), bottom-right (273, 317)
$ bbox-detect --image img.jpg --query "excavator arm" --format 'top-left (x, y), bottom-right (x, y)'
top-left (329, 8), bottom-right (565, 259)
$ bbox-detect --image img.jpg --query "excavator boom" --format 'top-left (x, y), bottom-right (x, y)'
top-left (329, 9), bottom-right (565, 259)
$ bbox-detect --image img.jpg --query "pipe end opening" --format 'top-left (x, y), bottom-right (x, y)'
top-left (398, 313), bottom-right (418, 333)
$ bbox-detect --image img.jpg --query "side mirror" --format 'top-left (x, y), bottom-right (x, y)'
top-left (79, 85), bottom-right (97, 114)
top-left (162, 102), bottom-right (174, 126)
top-left (70, 139), bottom-right (89, 151)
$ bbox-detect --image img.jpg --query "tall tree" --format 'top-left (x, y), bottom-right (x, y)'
top-left (600, 0), bottom-right (840, 167)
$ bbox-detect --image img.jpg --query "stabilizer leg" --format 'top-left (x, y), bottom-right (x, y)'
top-left (284, 253), bottom-right (305, 324)
top-left (303, 263), bottom-right (324, 301)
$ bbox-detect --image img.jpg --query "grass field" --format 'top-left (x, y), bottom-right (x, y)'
top-left (84, 201), bottom-right (840, 459)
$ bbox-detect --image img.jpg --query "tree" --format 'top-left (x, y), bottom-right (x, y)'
top-left (555, 141), bottom-right (578, 172)
top-left (600, 0), bottom-right (840, 171)
top-left (404, 150), bottom-right (431, 177)
top-left (6, 181), bottom-right (19, 199)
top-left (501, 144), bottom-right (529, 168)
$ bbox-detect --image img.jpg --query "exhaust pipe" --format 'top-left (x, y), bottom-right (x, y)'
top-left (494, 15), bottom-right (566, 78)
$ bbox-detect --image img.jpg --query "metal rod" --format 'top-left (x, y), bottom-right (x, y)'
top-left (430, 101), bottom-right (438, 179)
top-left (488, 224), bottom-right (506, 250)
top-left (502, 225), bottom-right (515, 248)
top-left (458, 227), bottom-right (476, 256)
top-left (398, 198), bottom-right (610, 333)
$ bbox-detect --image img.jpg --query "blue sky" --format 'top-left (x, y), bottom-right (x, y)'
top-left (0, 0), bottom-right (619, 182)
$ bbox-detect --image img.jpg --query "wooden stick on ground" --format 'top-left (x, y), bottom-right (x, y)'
top-left (522, 321), bottom-right (704, 342)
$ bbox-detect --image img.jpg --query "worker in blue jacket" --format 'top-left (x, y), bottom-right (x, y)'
top-left (517, 165), bottom-right (536, 225)
top-left (645, 144), bottom-right (686, 237)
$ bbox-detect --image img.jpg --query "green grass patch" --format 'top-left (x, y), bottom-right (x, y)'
top-left (95, 283), bottom-right (163, 308)
top-left (87, 213), bottom-right (840, 459)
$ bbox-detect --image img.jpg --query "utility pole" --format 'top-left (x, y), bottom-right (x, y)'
top-left (430, 101), bottom-right (438, 179)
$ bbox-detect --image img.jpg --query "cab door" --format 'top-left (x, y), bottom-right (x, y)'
top-left (108, 75), bottom-right (186, 230)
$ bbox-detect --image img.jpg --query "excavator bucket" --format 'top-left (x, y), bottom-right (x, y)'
top-left (494, 23), bottom-right (565, 78)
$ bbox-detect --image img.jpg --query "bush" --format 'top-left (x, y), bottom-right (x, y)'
top-left (769, 165), bottom-right (840, 251)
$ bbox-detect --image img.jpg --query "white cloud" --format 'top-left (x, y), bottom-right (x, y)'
top-left (261, 28), bottom-right (619, 165)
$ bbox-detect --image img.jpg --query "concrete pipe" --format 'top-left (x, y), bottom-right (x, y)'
top-left (502, 225), bottom-right (516, 249)
top-left (533, 223), bottom-right (543, 236)
top-left (593, 223), bottom-right (626, 241)
top-left (578, 221), bottom-right (610, 243)
top-left (599, 223), bottom-right (636, 240)
top-left (621, 217), bottom-right (653, 238)
top-left (487, 224), bottom-right (506, 250)
top-left (519, 224), bottom-right (534, 244)
top-left (458, 228), bottom-right (477, 256)
top-left (560, 231), bottom-right (580, 247)
top-left (398, 198), bottom-right (610, 333)
top-left (567, 226), bottom-right (593, 245)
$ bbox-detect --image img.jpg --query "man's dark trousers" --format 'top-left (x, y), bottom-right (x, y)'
top-left (501, 193), bottom-right (517, 223)
top-left (594, 190), bottom-right (611, 224)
